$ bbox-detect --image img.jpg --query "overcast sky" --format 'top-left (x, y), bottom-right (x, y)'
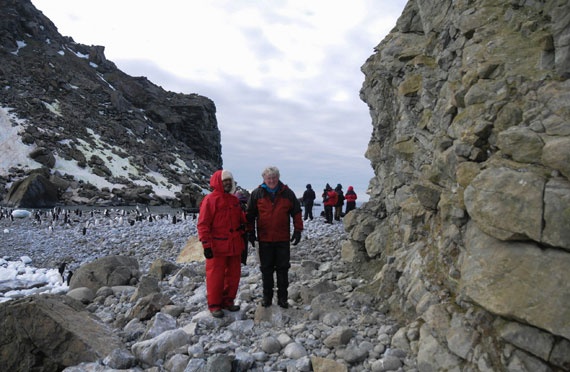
top-left (31, 0), bottom-right (407, 202)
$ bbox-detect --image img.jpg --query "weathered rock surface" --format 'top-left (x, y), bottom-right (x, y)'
top-left (3, 172), bottom-right (59, 208)
top-left (69, 255), bottom-right (140, 292)
top-left (345, 0), bottom-right (570, 370)
top-left (0, 294), bottom-right (122, 371)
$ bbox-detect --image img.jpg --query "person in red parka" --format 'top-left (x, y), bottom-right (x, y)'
top-left (246, 166), bottom-right (303, 308)
top-left (198, 169), bottom-right (246, 318)
top-left (344, 186), bottom-right (358, 214)
top-left (322, 183), bottom-right (338, 224)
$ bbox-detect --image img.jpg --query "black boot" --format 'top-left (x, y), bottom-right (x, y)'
top-left (277, 298), bottom-right (289, 308)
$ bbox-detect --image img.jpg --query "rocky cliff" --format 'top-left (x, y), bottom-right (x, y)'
top-left (344, 0), bottom-right (570, 370)
top-left (0, 0), bottom-right (221, 207)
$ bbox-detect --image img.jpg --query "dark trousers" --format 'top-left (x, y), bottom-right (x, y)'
top-left (324, 205), bottom-right (333, 223)
top-left (345, 201), bottom-right (356, 214)
top-left (258, 241), bottom-right (290, 301)
top-left (304, 203), bottom-right (314, 220)
top-left (334, 205), bottom-right (343, 220)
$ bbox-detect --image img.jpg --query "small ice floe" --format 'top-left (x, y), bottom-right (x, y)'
top-left (0, 260), bottom-right (68, 303)
top-left (11, 209), bottom-right (31, 219)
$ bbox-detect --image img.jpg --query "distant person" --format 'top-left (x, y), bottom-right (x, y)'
top-left (322, 183), bottom-right (337, 224)
top-left (246, 166), bottom-right (303, 308)
top-left (198, 169), bottom-right (246, 318)
top-left (344, 186), bottom-right (358, 214)
top-left (334, 184), bottom-right (344, 221)
top-left (302, 184), bottom-right (316, 220)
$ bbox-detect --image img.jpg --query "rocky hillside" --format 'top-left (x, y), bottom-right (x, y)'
top-left (0, 0), bottom-right (221, 208)
top-left (344, 0), bottom-right (570, 371)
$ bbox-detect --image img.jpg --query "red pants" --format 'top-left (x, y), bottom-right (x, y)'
top-left (205, 254), bottom-right (242, 311)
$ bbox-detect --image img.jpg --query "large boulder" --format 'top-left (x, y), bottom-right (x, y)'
top-left (460, 222), bottom-right (570, 340)
top-left (0, 294), bottom-right (122, 372)
top-left (69, 255), bottom-right (140, 292)
top-left (3, 173), bottom-right (59, 208)
top-left (464, 167), bottom-right (570, 250)
top-left (176, 236), bottom-right (205, 263)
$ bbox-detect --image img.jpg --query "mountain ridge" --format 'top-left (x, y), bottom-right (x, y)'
top-left (0, 0), bottom-right (221, 207)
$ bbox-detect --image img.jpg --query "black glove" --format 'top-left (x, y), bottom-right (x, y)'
top-left (203, 247), bottom-right (213, 259)
top-left (248, 232), bottom-right (257, 247)
top-left (290, 230), bottom-right (301, 245)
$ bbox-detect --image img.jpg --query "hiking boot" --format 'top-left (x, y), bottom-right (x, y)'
top-left (262, 298), bottom-right (272, 307)
top-left (211, 309), bottom-right (224, 318)
top-left (277, 299), bottom-right (289, 309)
top-left (223, 304), bottom-right (240, 312)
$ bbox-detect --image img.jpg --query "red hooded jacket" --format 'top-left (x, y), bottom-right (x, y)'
top-left (198, 170), bottom-right (246, 256)
top-left (345, 186), bottom-right (357, 203)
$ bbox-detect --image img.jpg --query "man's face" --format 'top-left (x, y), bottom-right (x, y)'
top-left (222, 178), bottom-right (233, 193)
top-left (263, 174), bottom-right (279, 189)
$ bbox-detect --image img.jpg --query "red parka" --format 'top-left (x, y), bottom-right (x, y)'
top-left (198, 170), bottom-right (246, 256)
top-left (345, 186), bottom-right (357, 203)
top-left (247, 182), bottom-right (303, 242)
top-left (323, 189), bottom-right (338, 207)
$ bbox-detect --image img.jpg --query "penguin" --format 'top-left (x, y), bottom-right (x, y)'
top-left (58, 262), bottom-right (67, 282)
top-left (66, 271), bottom-right (73, 286)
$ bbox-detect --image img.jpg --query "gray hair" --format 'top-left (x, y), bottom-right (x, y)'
top-left (261, 166), bottom-right (280, 178)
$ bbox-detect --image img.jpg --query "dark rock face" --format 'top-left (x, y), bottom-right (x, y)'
top-left (343, 0), bottom-right (570, 370)
top-left (0, 294), bottom-right (122, 372)
top-left (3, 172), bottom-right (59, 207)
top-left (0, 0), bottom-right (221, 207)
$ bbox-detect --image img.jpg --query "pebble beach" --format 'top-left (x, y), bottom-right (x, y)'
top-left (0, 207), bottom-right (415, 371)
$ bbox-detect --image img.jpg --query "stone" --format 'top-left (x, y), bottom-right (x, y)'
top-left (130, 274), bottom-right (160, 302)
top-left (260, 336), bottom-right (282, 354)
top-left (29, 147), bottom-right (56, 168)
top-left (323, 327), bottom-right (354, 348)
top-left (310, 356), bottom-right (348, 372)
top-left (3, 173), bottom-right (59, 208)
top-left (460, 223), bottom-right (570, 340)
top-left (497, 127), bottom-right (544, 164)
top-left (0, 294), bottom-right (121, 372)
top-left (496, 320), bottom-right (554, 361)
top-left (69, 255), bottom-right (140, 292)
top-left (542, 178), bottom-right (570, 250)
top-left (131, 328), bottom-right (190, 367)
top-left (283, 342), bottom-right (308, 359)
top-left (148, 258), bottom-right (179, 280)
top-left (176, 236), bottom-right (205, 263)
top-left (127, 293), bottom-right (173, 321)
top-left (464, 167), bottom-right (544, 242)
top-left (66, 287), bottom-right (96, 304)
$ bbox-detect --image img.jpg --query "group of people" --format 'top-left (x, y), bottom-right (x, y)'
top-left (197, 166), bottom-right (357, 318)
top-left (302, 183), bottom-right (358, 224)
top-left (197, 166), bottom-right (303, 318)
